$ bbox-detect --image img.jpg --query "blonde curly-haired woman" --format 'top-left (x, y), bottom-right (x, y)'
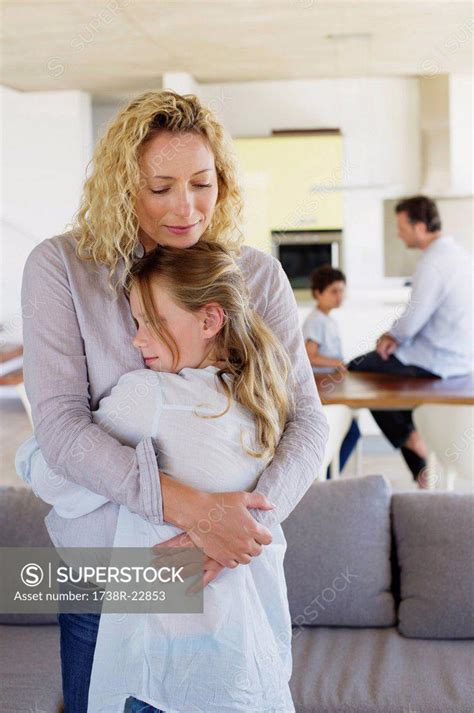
top-left (17, 90), bottom-right (329, 712)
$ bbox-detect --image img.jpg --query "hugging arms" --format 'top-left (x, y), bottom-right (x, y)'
top-left (19, 237), bottom-right (329, 573)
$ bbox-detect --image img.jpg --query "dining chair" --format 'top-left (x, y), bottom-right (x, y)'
top-left (413, 404), bottom-right (474, 492)
top-left (15, 381), bottom-right (33, 430)
top-left (318, 404), bottom-right (353, 480)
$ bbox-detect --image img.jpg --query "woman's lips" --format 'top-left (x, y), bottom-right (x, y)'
top-left (164, 221), bottom-right (200, 235)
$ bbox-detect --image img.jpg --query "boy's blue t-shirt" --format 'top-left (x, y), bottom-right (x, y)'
top-left (302, 308), bottom-right (343, 373)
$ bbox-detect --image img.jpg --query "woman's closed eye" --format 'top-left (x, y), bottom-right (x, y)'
top-left (151, 184), bottom-right (212, 194)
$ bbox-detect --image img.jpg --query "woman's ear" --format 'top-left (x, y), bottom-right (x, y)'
top-left (201, 303), bottom-right (225, 339)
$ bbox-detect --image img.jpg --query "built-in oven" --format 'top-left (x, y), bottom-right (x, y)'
top-left (271, 229), bottom-right (343, 290)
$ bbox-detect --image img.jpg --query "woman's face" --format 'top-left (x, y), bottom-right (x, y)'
top-left (135, 131), bottom-right (219, 251)
top-left (129, 283), bottom-right (223, 373)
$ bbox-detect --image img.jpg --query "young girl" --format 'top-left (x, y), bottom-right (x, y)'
top-left (18, 240), bottom-right (296, 713)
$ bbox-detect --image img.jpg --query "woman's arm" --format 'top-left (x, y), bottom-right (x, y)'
top-left (247, 257), bottom-right (329, 525)
top-left (16, 370), bottom-right (161, 519)
top-left (157, 255), bottom-right (330, 556)
top-left (21, 240), bottom-right (163, 524)
top-left (21, 239), bottom-right (274, 566)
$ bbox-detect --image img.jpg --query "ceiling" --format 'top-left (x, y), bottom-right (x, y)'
top-left (1, 1), bottom-right (473, 97)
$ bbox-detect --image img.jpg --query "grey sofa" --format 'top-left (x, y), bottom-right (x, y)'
top-left (1, 475), bottom-right (472, 713)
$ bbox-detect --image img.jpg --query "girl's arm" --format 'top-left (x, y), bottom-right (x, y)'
top-left (16, 370), bottom-right (161, 519)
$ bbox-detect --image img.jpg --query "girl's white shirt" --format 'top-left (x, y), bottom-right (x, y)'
top-left (21, 365), bottom-right (295, 713)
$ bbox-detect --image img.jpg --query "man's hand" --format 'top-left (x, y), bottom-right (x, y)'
top-left (160, 475), bottom-right (275, 568)
top-left (376, 333), bottom-right (398, 361)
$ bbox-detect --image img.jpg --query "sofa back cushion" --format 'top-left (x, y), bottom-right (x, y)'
top-left (282, 475), bottom-right (396, 627)
top-left (0, 485), bottom-right (57, 625)
top-left (392, 492), bottom-right (474, 639)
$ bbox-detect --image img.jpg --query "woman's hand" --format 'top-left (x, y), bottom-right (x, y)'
top-left (160, 474), bottom-right (275, 567)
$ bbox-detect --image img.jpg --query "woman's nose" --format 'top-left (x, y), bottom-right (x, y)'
top-left (174, 187), bottom-right (193, 217)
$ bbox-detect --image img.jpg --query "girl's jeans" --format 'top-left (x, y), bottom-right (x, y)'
top-left (58, 611), bottom-right (165, 712)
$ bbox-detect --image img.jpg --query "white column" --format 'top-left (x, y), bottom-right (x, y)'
top-left (449, 74), bottom-right (474, 194)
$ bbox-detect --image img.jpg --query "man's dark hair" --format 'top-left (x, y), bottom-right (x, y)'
top-left (310, 265), bottom-right (346, 294)
top-left (395, 195), bottom-right (442, 232)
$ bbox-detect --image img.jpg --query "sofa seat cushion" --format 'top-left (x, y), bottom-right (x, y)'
top-left (290, 625), bottom-right (473, 713)
top-left (282, 475), bottom-right (395, 627)
top-left (0, 623), bottom-right (62, 712)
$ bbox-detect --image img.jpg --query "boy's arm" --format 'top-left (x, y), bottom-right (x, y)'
top-left (305, 339), bottom-right (346, 369)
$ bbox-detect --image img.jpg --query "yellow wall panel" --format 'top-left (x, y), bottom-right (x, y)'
top-left (234, 135), bottom-right (343, 232)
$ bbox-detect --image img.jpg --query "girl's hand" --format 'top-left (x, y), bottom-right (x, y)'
top-left (160, 475), bottom-right (275, 568)
top-left (152, 534), bottom-right (224, 592)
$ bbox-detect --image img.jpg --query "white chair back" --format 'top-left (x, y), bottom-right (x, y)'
top-left (413, 404), bottom-right (474, 492)
top-left (318, 405), bottom-right (352, 479)
top-left (15, 382), bottom-right (33, 430)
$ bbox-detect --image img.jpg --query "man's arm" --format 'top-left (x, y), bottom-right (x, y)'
top-left (389, 257), bottom-right (444, 344)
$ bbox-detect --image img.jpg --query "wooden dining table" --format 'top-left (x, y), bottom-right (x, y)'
top-left (315, 371), bottom-right (474, 409)
top-left (315, 370), bottom-right (474, 480)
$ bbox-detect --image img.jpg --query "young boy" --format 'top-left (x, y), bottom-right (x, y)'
top-left (303, 265), bottom-right (359, 475)
top-left (303, 265), bottom-right (346, 374)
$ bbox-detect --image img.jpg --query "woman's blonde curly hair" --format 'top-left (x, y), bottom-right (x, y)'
top-left (70, 90), bottom-right (244, 292)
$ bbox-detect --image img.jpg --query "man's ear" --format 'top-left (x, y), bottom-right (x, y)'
top-left (201, 303), bottom-right (226, 338)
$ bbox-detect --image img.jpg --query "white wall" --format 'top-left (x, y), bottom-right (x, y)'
top-left (199, 77), bottom-right (421, 287)
top-left (0, 85), bottom-right (92, 340)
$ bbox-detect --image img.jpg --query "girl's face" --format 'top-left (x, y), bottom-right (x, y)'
top-left (129, 283), bottom-right (224, 373)
top-left (135, 131), bottom-right (220, 252)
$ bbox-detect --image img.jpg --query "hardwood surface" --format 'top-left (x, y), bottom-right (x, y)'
top-left (316, 371), bottom-right (474, 409)
top-left (0, 368), bottom-right (23, 386)
top-left (0, 344), bottom-right (23, 363)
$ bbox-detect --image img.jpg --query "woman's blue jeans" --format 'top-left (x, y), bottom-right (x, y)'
top-left (58, 611), bottom-right (165, 712)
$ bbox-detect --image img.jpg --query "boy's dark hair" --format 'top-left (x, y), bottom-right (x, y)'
top-left (310, 265), bottom-right (346, 294)
top-left (395, 195), bottom-right (442, 232)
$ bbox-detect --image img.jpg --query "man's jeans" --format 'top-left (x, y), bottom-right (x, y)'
top-left (347, 351), bottom-right (439, 478)
top-left (58, 612), bottom-right (165, 712)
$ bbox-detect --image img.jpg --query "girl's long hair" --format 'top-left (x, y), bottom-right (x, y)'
top-left (70, 90), bottom-right (244, 291)
top-left (124, 241), bottom-right (292, 461)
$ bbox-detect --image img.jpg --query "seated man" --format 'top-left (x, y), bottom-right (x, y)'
top-left (349, 195), bottom-right (473, 487)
